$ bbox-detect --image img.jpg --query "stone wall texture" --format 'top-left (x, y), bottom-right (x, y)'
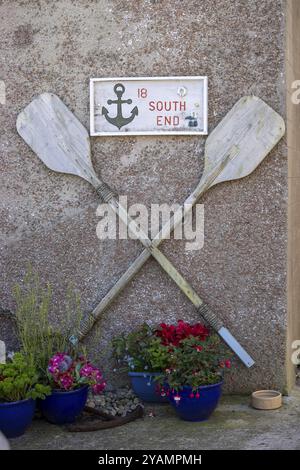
top-left (0, 0), bottom-right (287, 393)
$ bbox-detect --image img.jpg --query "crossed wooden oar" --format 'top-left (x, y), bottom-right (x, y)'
top-left (16, 93), bottom-right (285, 368)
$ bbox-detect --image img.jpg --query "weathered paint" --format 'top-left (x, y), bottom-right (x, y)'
top-left (90, 76), bottom-right (208, 136)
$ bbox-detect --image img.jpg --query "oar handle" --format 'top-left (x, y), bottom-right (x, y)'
top-left (70, 314), bottom-right (96, 343)
top-left (197, 303), bottom-right (223, 331)
top-left (95, 182), bottom-right (116, 203)
top-left (197, 303), bottom-right (255, 368)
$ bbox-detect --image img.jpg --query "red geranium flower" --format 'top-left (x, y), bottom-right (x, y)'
top-left (156, 320), bottom-right (209, 347)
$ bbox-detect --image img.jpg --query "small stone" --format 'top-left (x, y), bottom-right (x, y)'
top-left (88, 388), bottom-right (140, 415)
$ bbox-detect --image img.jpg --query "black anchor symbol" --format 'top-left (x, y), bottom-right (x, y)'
top-left (102, 83), bottom-right (138, 130)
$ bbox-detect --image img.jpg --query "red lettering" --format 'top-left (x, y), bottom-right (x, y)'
top-left (156, 101), bottom-right (163, 112)
top-left (148, 101), bottom-right (187, 112)
top-left (156, 116), bottom-right (180, 126)
top-left (138, 88), bottom-right (147, 98)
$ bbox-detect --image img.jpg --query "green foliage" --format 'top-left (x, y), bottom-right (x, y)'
top-left (0, 353), bottom-right (51, 402)
top-left (159, 334), bottom-right (230, 390)
top-left (146, 337), bottom-right (170, 371)
top-left (13, 267), bottom-right (86, 381)
top-left (113, 320), bottom-right (232, 390)
top-left (112, 323), bottom-right (169, 373)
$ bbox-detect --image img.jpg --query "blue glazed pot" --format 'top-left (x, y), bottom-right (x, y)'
top-left (168, 382), bottom-right (223, 421)
top-left (40, 386), bottom-right (88, 424)
top-left (128, 372), bottom-right (168, 403)
top-left (0, 398), bottom-right (36, 438)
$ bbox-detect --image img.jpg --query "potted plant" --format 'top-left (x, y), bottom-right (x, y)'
top-left (40, 352), bottom-right (106, 424)
top-left (0, 353), bottom-right (50, 438)
top-left (156, 320), bottom-right (232, 421)
top-left (112, 323), bottom-right (170, 402)
top-left (13, 270), bottom-right (106, 424)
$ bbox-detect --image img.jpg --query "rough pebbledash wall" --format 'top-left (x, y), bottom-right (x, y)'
top-left (0, 0), bottom-right (288, 393)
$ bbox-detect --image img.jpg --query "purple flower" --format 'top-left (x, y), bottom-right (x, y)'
top-left (47, 353), bottom-right (106, 393)
top-left (92, 381), bottom-right (106, 394)
top-left (80, 364), bottom-right (94, 377)
top-left (59, 374), bottom-right (74, 390)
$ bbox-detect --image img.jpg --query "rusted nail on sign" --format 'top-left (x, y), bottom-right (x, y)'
top-left (90, 76), bottom-right (208, 136)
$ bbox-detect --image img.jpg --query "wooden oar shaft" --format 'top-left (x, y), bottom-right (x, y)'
top-left (73, 154), bottom-right (231, 339)
top-left (72, 161), bottom-right (255, 367)
top-left (95, 185), bottom-right (223, 328)
top-left (95, 183), bottom-right (205, 309)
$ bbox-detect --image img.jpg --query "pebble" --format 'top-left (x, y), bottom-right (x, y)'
top-left (87, 387), bottom-right (142, 417)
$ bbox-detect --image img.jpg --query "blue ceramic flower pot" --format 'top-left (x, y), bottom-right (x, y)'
top-left (168, 382), bottom-right (223, 421)
top-left (0, 398), bottom-right (36, 438)
top-left (40, 386), bottom-right (88, 424)
top-left (128, 372), bottom-right (168, 403)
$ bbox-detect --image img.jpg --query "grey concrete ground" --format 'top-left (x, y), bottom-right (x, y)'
top-left (9, 386), bottom-right (300, 450)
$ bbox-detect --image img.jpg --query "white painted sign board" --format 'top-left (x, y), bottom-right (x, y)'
top-left (90, 76), bottom-right (208, 136)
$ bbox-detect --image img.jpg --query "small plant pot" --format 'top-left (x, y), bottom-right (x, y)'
top-left (251, 390), bottom-right (282, 410)
top-left (0, 398), bottom-right (36, 438)
top-left (128, 372), bottom-right (168, 403)
top-left (40, 385), bottom-right (89, 424)
top-left (168, 382), bottom-right (223, 422)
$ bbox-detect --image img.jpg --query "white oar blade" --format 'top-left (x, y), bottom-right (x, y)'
top-left (16, 93), bottom-right (95, 183)
top-left (203, 96), bottom-right (285, 187)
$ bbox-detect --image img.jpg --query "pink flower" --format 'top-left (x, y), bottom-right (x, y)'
top-left (92, 381), bottom-right (106, 394)
top-left (80, 364), bottom-right (94, 377)
top-left (47, 354), bottom-right (106, 393)
top-left (59, 374), bottom-right (74, 390)
top-left (48, 353), bottom-right (73, 375)
top-left (174, 394), bottom-right (181, 405)
top-left (94, 370), bottom-right (102, 380)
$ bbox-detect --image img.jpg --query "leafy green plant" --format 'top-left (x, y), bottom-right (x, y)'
top-left (13, 268), bottom-right (86, 381)
top-left (158, 332), bottom-right (231, 391)
top-left (113, 320), bottom-right (232, 392)
top-left (0, 353), bottom-right (50, 402)
top-left (112, 323), bottom-right (170, 373)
